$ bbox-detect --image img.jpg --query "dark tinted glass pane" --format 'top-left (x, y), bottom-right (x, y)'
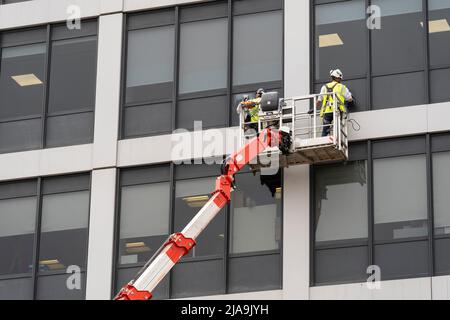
top-left (0, 43), bottom-right (45, 120)
top-left (48, 37), bottom-right (97, 114)
top-left (374, 155), bottom-right (427, 241)
top-left (126, 26), bottom-right (174, 104)
top-left (233, 11), bottom-right (282, 86)
top-left (42, 173), bottom-right (90, 195)
top-left (177, 95), bottom-right (227, 130)
top-left (428, 1), bottom-right (450, 67)
top-left (374, 241), bottom-right (429, 280)
top-left (0, 118), bottom-right (41, 153)
top-left (315, 0), bottom-right (366, 81)
top-left (315, 161), bottom-right (368, 245)
top-left (228, 254), bottom-right (281, 293)
top-left (435, 237), bottom-right (450, 275)
top-left (233, 0), bottom-right (282, 15)
top-left (433, 152), bottom-right (450, 235)
top-left (315, 246), bottom-right (368, 285)
top-left (372, 136), bottom-right (426, 158)
top-left (372, 72), bottom-right (426, 109)
top-left (115, 267), bottom-right (169, 300)
top-left (171, 260), bottom-right (224, 298)
top-left (315, 78), bottom-right (367, 113)
top-left (51, 21), bottom-right (97, 41)
top-left (0, 180), bottom-right (36, 199)
top-left (121, 165), bottom-right (170, 186)
top-left (119, 183), bottom-right (170, 266)
top-left (38, 191), bottom-right (90, 273)
top-left (123, 103), bottom-right (172, 138)
top-left (230, 171), bottom-right (282, 254)
top-left (430, 68), bottom-right (450, 104)
top-left (0, 196), bottom-right (36, 276)
top-left (0, 278), bottom-right (33, 300)
top-left (174, 177), bottom-right (225, 258)
top-left (45, 112), bottom-right (94, 147)
top-left (179, 18), bottom-right (227, 94)
top-left (36, 273), bottom-right (85, 300)
top-left (371, 0), bottom-right (424, 74)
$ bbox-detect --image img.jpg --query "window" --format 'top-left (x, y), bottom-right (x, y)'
top-left (314, 160), bottom-right (369, 285)
top-left (232, 11), bottom-right (283, 87)
top-left (228, 170), bottom-right (282, 293)
top-left (115, 163), bottom-right (283, 298)
top-left (432, 134), bottom-right (450, 275)
top-left (36, 175), bottom-right (90, 300)
top-left (371, 0), bottom-right (424, 75)
top-left (46, 23), bottom-right (97, 147)
top-left (313, 0), bottom-right (450, 110)
top-left (116, 165), bottom-right (171, 300)
top-left (373, 155), bottom-right (428, 242)
top-left (0, 174), bottom-right (91, 300)
top-left (0, 181), bottom-right (37, 289)
top-left (177, 3), bottom-right (229, 131)
top-left (171, 163), bottom-right (226, 298)
top-left (124, 10), bottom-right (175, 138)
top-left (0, 22), bottom-right (98, 153)
top-left (433, 152), bottom-right (450, 236)
top-left (315, 0), bottom-right (366, 81)
top-left (121, 0), bottom-right (284, 138)
top-left (428, 0), bottom-right (450, 68)
top-left (311, 137), bottom-right (449, 285)
top-left (0, 29), bottom-right (46, 153)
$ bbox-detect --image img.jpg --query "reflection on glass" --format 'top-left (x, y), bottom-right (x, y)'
top-left (315, 161), bottom-right (368, 244)
top-left (230, 171), bottom-right (282, 254)
top-left (233, 11), bottom-right (282, 86)
top-left (374, 155), bottom-right (428, 241)
top-left (433, 152), bottom-right (450, 235)
top-left (179, 18), bottom-right (228, 94)
top-left (371, 0), bottom-right (423, 74)
top-left (39, 191), bottom-right (90, 272)
top-left (48, 36), bottom-right (97, 114)
top-left (126, 26), bottom-right (175, 104)
top-left (315, 0), bottom-right (366, 80)
top-left (0, 197), bottom-right (36, 276)
top-left (119, 183), bottom-right (170, 265)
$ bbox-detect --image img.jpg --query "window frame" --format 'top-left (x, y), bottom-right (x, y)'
top-left (0, 173), bottom-right (92, 299)
top-left (0, 20), bottom-right (99, 154)
top-left (113, 162), bottom-right (284, 299)
top-left (311, 0), bottom-right (450, 111)
top-left (311, 135), bottom-right (449, 285)
top-left (119, 0), bottom-right (284, 139)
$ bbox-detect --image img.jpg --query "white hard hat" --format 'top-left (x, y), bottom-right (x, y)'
top-left (330, 69), bottom-right (343, 79)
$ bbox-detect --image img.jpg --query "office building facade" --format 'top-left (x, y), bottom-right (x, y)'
top-left (0, 0), bottom-right (449, 300)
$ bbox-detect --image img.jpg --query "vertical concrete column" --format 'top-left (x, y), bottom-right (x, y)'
top-left (283, 0), bottom-right (311, 300)
top-left (86, 168), bottom-right (117, 300)
top-left (92, 13), bottom-right (123, 169)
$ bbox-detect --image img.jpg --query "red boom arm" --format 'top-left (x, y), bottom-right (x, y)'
top-left (115, 128), bottom-right (283, 300)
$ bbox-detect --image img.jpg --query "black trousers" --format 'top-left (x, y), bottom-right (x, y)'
top-left (322, 112), bottom-right (334, 137)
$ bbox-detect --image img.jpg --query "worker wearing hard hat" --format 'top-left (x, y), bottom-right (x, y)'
top-left (236, 88), bottom-right (265, 132)
top-left (313, 69), bottom-right (353, 137)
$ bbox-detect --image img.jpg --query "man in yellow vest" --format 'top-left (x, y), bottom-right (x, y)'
top-left (236, 88), bottom-right (265, 132)
top-left (315, 69), bottom-right (353, 137)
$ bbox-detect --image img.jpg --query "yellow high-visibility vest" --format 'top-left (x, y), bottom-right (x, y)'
top-left (248, 97), bottom-right (261, 122)
top-left (321, 81), bottom-right (347, 117)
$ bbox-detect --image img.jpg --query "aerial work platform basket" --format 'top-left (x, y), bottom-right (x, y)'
top-left (239, 92), bottom-right (349, 169)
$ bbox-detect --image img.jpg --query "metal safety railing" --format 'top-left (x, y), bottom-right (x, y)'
top-left (238, 92), bottom-right (349, 161)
